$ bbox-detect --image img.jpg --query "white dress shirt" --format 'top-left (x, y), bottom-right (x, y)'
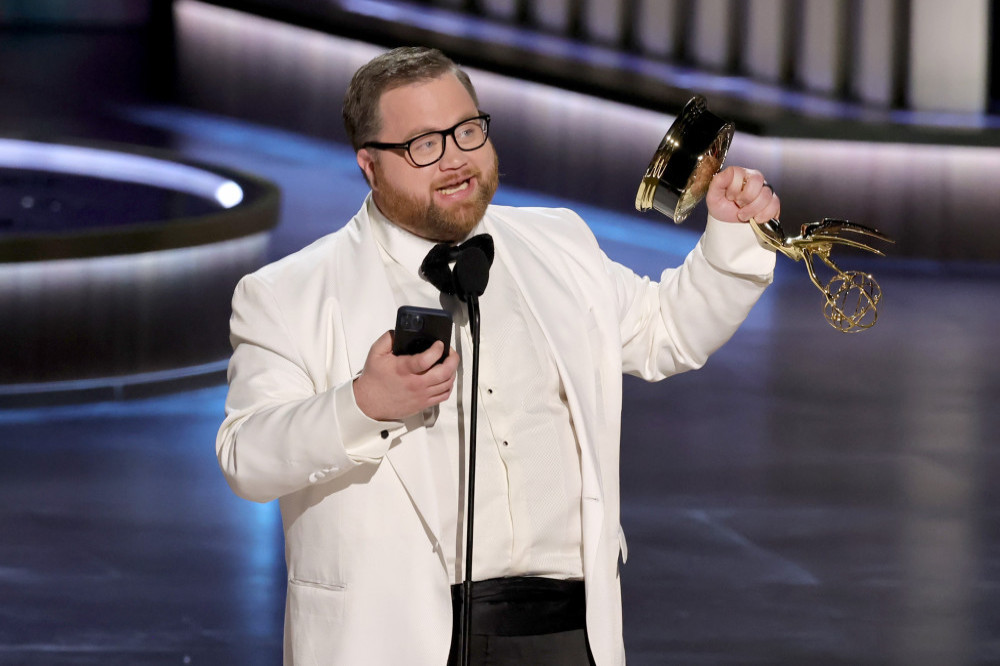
top-left (348, 199), bottom-right (585, 584)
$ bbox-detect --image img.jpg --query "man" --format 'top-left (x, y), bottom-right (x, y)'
top-left (217, 47), bottom-right (779, 665)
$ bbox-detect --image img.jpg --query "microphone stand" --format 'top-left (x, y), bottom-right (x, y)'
top-left (424, 240), bottom-right (490, 666)
top-left (461, 293), bottom-right (481, 666)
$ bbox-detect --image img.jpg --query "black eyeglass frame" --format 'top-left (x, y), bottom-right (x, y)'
top-left (362, 114), bottom-right (491, 167)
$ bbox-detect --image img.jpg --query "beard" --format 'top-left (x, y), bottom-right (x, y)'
top-left (373, 151), bottom-right (500, 242)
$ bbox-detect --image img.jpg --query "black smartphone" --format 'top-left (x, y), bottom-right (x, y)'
top-left (391, 306), bottom-right (452, 362)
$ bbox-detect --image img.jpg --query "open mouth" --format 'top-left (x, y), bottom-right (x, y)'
top-left (437, 178), bottom-right (471, 196)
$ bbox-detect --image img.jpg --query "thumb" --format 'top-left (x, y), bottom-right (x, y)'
top-left (711, 166), bottom-right (737, 194)
top-left (373, 329), bottom-right (394, 355)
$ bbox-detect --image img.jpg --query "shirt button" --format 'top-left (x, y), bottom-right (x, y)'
top-left (502, 441), bottom-right (509, 447)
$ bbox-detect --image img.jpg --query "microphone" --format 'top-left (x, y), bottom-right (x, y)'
top-left (453, 247), bottom-right (490, 302)
top-left (420, 234), bottom-right (494, 299)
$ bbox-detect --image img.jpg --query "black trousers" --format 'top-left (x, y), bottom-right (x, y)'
top-left (446, 577), bottom-right (596, 666)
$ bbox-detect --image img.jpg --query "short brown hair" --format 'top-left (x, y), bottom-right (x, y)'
top-left (343, 46), bottom-right (480, 151)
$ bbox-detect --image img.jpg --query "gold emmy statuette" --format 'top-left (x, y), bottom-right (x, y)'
top-left (636, 95), bottom-right (893, 332)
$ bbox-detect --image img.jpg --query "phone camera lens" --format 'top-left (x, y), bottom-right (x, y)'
top-left (400, 313), bottom-right (422, 331)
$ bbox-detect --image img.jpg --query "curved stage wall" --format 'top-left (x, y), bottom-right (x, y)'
top-left (0, 139), bottom-right (280, 402)
top-left (175, 0), bottom-right (1000, 263)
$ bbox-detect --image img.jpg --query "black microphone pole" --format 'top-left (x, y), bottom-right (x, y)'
top-left (461, 292), bottom-right (480, 666)
top-left (451, 246), bottom-right (490, 666)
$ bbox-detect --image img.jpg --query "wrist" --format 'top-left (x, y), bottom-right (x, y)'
top-left (352, 374), bottom-right (380, 421)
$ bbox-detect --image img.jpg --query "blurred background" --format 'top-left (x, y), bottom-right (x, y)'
top-left (1, 1), bottom-right (999, 664)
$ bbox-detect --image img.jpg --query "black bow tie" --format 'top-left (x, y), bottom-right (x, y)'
top-left (420, 234), bottom-right (494, 299)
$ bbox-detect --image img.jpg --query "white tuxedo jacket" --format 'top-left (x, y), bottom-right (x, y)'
top-left (217, 197), bottom-right (774, 665)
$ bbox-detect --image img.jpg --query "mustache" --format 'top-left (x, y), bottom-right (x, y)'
top-left (433, 169), bottom-right (479, 189)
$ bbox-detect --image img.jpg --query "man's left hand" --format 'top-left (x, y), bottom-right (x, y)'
top-left (705, 166), bottom-right (780, 224)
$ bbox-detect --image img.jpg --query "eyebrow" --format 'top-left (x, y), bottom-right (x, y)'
top-left (401, 113), bottom-right (482, 141)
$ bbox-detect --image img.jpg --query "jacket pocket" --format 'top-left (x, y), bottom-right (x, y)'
top-left (288, 578), bottom-right (346, 594)
top-left (287, 579), bottom-right (347, 664)
top-left (287, 578), bottom-right (346, 620)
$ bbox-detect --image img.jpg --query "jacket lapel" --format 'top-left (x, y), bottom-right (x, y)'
top-left (332, 200), bottom-right (449, 557)
top-left (328, 206), bottom-right (393, 375)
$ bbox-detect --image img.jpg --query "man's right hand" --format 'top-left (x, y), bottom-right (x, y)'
top-left (353, 330), bottom-right (459, 421)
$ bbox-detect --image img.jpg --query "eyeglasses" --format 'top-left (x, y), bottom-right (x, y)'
top-left (362, 114), bottom-right (491, 167)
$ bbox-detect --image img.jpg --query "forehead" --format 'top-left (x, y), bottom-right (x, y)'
top-left (377, 74), bottom-right (479, 138)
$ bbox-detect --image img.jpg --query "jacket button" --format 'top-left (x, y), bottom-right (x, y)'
top-left (380, 430), bottom-right (389, 439)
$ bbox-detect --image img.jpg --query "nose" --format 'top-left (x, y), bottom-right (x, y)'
top-left (437, 135), bottom-right (468, 169)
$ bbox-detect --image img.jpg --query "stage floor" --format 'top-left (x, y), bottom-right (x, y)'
top-left (2, 99), bottom-right (999, 665)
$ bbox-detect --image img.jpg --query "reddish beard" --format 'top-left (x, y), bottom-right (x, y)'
top-left (373, 152), bottom-right (499, 242)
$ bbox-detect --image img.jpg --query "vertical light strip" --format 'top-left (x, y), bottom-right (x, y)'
top-left (908, 0), bottom-right (990, 113)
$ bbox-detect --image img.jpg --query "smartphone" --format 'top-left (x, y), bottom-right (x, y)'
top-left (392, 306), bottom-right (452, 362)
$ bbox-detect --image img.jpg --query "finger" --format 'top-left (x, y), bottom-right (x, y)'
top-left (736, 177), bottom-right (776, 221)
top-left (425, 371), bottom-right (457, 401)
top-left (421, 348), bottom-right (459, 385)
top-left (426, 383), bottom-right (455, 406)
top-left (728, 169), bottom-right (755, 203)
top-left (404, 360), bottom-right (456, 408)
top-left (734, 170), bottom-right (767, 208)
top-left (407, 340), bottom-right (448, 373)
top-left (439, 347), bottom-right (459, 372)
top-left (760, 194), bottom-right (781, 222)
top-left (736, 189), bottom-right (767, 221)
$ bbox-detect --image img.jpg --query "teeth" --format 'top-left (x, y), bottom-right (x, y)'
top-left (438, 181), bottom-right (469, 195)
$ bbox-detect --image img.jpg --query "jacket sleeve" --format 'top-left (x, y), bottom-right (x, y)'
top-left (611, 215), bottom-right (776, 380)
top-left (215, 273), bottom-right (404, 503)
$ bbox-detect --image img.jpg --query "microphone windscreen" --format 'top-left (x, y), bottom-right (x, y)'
top-left (453, 247), bottom-right (490, 301)
top-left (420, 242), bottom-right (457, 296)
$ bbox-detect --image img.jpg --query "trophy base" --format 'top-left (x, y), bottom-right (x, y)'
top-left (635, 95), bottom-right (734, 223)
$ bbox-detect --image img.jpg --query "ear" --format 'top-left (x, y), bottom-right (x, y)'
top-left (357, 148), bottom-right (378, 189)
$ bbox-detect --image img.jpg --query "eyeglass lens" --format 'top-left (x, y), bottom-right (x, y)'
top-left (409, 118), bottom-right (488, 166)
